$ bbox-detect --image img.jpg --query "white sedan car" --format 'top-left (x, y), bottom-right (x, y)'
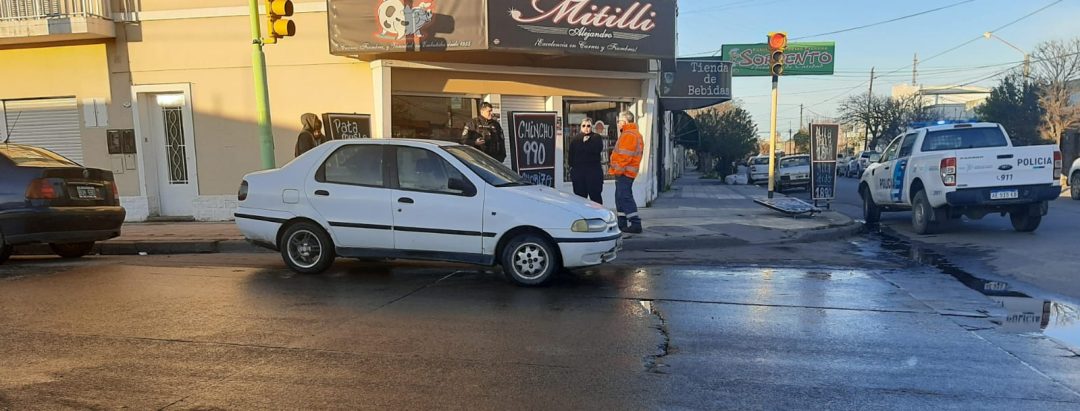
top-left (234, 139), bottom-right (620, 286)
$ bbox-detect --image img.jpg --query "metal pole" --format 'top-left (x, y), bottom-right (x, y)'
top-left (249, 0), bottom-right (276, 169)
top-left (1023, 54), bottom-right (1031, 80)
top-left (767, 74), bottom-right (779, 199)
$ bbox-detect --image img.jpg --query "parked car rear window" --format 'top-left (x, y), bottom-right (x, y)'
top-left (921, 127), bottom-right (1008, 152)
top-left (751, 156), bottom-right (770, 165)
top-left (780, 156), bottom-right (809, 167)
top-left (0, 145), bottom-right (79, 167)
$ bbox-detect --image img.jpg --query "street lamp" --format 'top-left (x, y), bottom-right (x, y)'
top-left (983, 31), bottom-right (1030, 80)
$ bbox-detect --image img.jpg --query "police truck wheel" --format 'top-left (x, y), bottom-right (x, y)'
top-left (1010, 211), bottom-right (1042, 232)
top-left (861, 186), bottom-right (880, 224)
top-left (1071, 172), bottom-right (1080, 200)
top-left (911, 190), bottom-right (937, 235)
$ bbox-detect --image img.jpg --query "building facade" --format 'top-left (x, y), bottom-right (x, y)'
top-left (1, 0), bottom-right (677, 221)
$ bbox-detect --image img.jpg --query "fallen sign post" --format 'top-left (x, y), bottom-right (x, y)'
top-left (754, 197), bottom-right (821, 216)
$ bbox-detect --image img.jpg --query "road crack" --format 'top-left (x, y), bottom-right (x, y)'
top-left (640, 300), bottom-right (673, 374)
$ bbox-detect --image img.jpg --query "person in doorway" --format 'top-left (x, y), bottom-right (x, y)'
top-left (461, 102), bottom-right (506, 162)
top-left (568, 117), bottom-right (604, 204)
top-left (294, 113), bottom-right (325, 157)
top-left (609, 110), bottom-right (644, 234)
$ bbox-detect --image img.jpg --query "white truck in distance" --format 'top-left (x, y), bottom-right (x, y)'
top-left (859, 122), bottom-right (1062, 234)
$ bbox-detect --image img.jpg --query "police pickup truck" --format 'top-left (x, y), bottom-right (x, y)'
top-left (859, 122), bottom-right (1062, 234)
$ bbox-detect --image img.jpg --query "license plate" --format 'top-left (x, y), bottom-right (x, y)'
top-left (990, 189), bottom-right (1019, 200)
top-left (794, 174), bottom-right (808, 180)
top-left (76, 186), bottom-right (99, 199)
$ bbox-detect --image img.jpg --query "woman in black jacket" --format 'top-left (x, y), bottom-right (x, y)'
top-left (568, 118), bottom-right (605, 204)
top-left (294, 113), bottom-right (325, 157)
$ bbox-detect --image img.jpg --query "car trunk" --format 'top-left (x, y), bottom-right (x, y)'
top-left (28, 166), bottom-right (119, 207)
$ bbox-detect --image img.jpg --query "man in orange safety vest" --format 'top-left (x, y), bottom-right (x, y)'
top-left (608, 110), bottom-right (644, 234)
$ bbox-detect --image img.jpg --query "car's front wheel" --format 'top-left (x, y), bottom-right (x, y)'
top-left (50, 242), bottom-right (94, 259)
top-left (501, 234), bottom-right (559, 286)
top-left (861, 186), bottom-right (880, 223)
top-left (281, 222), bottom-right (335, 274)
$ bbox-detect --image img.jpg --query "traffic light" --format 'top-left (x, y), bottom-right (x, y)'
top-left (265, 0), bottom-right (295, 44)
top-left (768, 32), bottom-right (787, 77)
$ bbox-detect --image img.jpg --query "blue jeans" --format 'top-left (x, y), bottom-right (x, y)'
top-left (615, 175), bottom-right (640, 226)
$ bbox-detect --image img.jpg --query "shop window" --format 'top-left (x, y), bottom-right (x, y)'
top-left (563, 100), bottom-right (634, 181)
top-left (391, 95), bottom-right (481, 142)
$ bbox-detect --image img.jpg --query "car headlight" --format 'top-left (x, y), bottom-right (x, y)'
top-left (571, 218), bottom-right (608, 233)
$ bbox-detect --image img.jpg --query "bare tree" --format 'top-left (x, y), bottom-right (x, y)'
top-left (838, 92), bottom-right (930, 150)
top-left (1031, 38), bottom-right (1080, 144)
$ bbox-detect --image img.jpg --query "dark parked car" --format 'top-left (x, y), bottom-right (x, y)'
top-left (0, 144), bottom-right (125, 264)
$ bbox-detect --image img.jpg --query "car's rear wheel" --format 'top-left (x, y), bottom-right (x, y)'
top-left (501, 234), bottom-right (559, 287)
top-left (1071, 172), bottom-right (1080, 200)
top-left (1010, 211), bottom-right (1042, 232)
top-left (281, 222), bottom-right (335, 274)
top-left (0, 244), bottom-right (12, 264)
top-left (50, 242), bottom-right (94, 259)
top-left (861, 186), bottom-right (880, 224)
top-left (911, 190), bottom-right (939, 235)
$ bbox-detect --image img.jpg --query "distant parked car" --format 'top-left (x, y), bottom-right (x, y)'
top-left (746, 155), bottom-right (770, 184)
top-left (0, 144), bottom-right (125, 264)
top-left (235, 139), bottom-right (620, 286)
top-left (849, 150), bottom-right (880, 178)
top-left (775, 154), bottom-right (810, 192)
top-left (1070, 157), bottom-right (1080, 200)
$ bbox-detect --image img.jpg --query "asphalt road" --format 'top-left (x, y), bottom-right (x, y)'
top-left (787, 176), bottom-right (1080, 302)
top-left (3, 243), bottom-right (1080, 409)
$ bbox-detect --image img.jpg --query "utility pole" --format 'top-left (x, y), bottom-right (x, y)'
top-left (799, 104), bottom-right (804, 131)
top-left (912, 53), bottom-right (918, 85)
top-left (864, 67), bottom-right (875, 151)
top-left (248, 0), bottom-right (276, 169)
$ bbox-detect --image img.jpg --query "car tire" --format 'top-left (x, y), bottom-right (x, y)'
top-left (1071, 172), bottom-right (1080, 200)
top-left (501, 234), bottom-right (559, 287)
top-left (0, 244), bottom-right (11, 265)
top-left (1010, 210), bottom-right (1042, 232)
top-left (50, 242), bottom-right (95, 259)
top-left (861, 186), bottom-right (880, 224)
top-left (911, 190), bottom-right (939, 235)
top-left (280, 222), bottom-right (335, 274)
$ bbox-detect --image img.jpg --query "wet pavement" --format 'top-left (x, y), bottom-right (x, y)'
top-left (3, 235), bottom-right (1080, 410)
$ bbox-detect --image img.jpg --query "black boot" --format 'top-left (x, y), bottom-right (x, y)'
top-left (618, 217), bottom-right (628, 231)
top-left (624, 223), bottom-right (642, 234)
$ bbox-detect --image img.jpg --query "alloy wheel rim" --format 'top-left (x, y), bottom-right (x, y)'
top-left (915, 201), bottom-right (925, 226)
top-left (512, 243), bottom-right (548, 280)
top-left (287, 230), bottom-right (322, 269)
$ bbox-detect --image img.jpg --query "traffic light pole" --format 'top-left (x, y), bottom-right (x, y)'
top-left (767, 74), bottom-right (779, 199)
top-left (248, 0), bottom-right (276, 169)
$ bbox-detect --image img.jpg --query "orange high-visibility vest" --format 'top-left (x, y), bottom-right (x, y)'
top-left (608, 123), bottom-right (644, 179)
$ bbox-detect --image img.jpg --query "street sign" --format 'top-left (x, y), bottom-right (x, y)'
top-left (721, 42), bottom-right (835, 76)
top-left (810, 123), bottom-right (840, 201)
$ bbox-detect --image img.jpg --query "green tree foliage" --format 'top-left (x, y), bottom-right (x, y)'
top-left (793, 129), bottom-right (810, 154)
top-left (692, 103), bottom-right (759, 176)
top-left (975, 74), bottom-right (1048, 146)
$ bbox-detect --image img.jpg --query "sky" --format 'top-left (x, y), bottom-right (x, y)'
top-left (675, 0), bottom-right (1080, 138)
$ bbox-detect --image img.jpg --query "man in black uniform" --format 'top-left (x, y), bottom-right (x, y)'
top-left (568, 118), bottom-right (605, 204)
top-left (461, 102), bottom-right (506, 162)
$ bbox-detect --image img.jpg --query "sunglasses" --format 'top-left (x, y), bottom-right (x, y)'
top-left (581, 124), bottom-right (592, 128)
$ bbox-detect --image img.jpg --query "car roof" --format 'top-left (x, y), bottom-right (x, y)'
top-left (318, 138), bottom-right (460, 149)
top-left (781, 154), bottom-right (809, 159)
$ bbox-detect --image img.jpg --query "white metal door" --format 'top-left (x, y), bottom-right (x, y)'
top-left (1, 98), bottom-right (83, 163)
top-left (391, 146), bottom-right (485, 255)
top-left (307, 144), bottom-right (396, 250)
top-left (148, 94), bottom-right (197, 216)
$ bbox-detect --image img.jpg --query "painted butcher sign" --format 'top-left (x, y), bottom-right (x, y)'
top-left (509, 111), bottom-right (558, 187)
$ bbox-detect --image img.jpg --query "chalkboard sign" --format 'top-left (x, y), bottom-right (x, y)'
top-left (810, 123), bottom-right (840, 201)
top-left (321, 113), bottom-right (372, 140)
top-left (509, 111), bottom-right (557, 188)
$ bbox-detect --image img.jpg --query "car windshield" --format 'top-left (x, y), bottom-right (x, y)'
top-left (443, 145), bottom-right (529, 187)
top-left (780, 156), bottom-right (809, 167)
top-left (921, 127), bottom-right (1008, 152)
top-left (0, 145), bottom-right (79, 167)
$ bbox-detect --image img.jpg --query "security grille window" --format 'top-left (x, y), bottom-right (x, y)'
top-left (391, 95), bottom-right (481, 142)
top-left (562, 100), bottom-right (634, 181)
top-left (162, 106), bottom-right (188, 184)
top-left (318, 145), bottom-right (384, 187)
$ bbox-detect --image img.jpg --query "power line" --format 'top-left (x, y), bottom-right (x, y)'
top-left (791, 0), bottom-right (976, 41)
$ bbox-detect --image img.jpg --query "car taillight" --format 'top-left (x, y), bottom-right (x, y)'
top-left (26, 178), bottom-right (60, 200)
top-left (108, 181), bottom-right (120, 205)
top-left (940, 157), bottom-right (957, 187)
top-left (1053, 151), bottom-right (1062, 180)
top-left (238, 180), bottom-right (249, 201)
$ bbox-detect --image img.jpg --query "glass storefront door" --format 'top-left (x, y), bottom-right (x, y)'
top-left (562, 100), bottom-right (634, 181)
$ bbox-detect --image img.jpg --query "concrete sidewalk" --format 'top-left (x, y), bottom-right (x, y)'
top-left (16, 172), bottom-right (858, 256)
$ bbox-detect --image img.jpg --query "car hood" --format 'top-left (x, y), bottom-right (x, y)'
top-left (502, 184), bottom-right (614, 221)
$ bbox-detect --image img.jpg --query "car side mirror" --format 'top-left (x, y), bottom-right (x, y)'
top-left (448, 177), bottom-right (476, 196)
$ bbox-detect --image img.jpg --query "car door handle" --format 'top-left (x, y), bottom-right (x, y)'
top-left (397, 197), bottom-right (414, 204)
top-left (314, 190), bottom-right (330, 197)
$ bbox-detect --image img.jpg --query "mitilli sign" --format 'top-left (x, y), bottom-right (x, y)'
top-left (488, 0), bottom-right (677, 58)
